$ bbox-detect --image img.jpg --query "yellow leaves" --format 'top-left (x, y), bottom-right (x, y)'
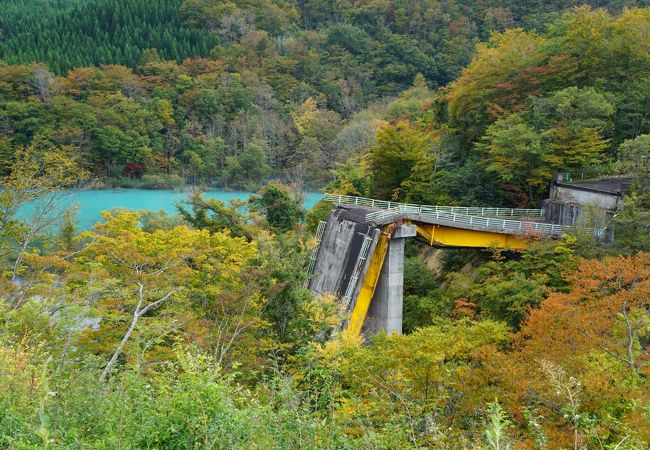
top-left (553, 7), bottom-right (611, 54)
top-left (616, 8), bottom-right (650, 58)
top-left (77, 208), bottom-right (259, 292)
top-left (86, 212), bottom-right (190, 269)
top-left (0, 146), bottom-right (88, 230)
top-left (481, 28), bottom-right (547, 66)
top-left (313, 329), bottom-right (361, 366)
top-left (303, 294), bottom-right (343, 332)
top-left (290, 96), bottom-right (341, 141)
top-left (447, 28), bottom-right (548, 120)
top-left (156, 98), bottom-right (175, 127)
top-left (548, 125), bottom-right (609, 167)
top-left (330, 178), bottom-right (360, 196)
top-left (291, 97), bottom-right (319, 136)
top-left (315, 319), bottom-right (511, 429)
top-left (208, 229), bottom-right (258, 265)
top-left (368, 121), bottom-right (442, 200)
top-left (0, 335), bottom-right (48, 403)
top-left (75, 212), bottom-right (261, 317)
top-left (69, 209), bottom-right (270, 373)
top-left (23, 251), bottom-right (69, 273)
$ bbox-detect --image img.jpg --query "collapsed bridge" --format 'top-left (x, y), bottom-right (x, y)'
top-left (307, 194), bottom-right (604, 339)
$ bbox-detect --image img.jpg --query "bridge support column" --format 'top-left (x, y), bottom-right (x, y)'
top-left (366, 225), bottom-right (416, 335)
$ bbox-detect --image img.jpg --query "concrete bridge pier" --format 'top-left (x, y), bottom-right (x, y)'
top-left (365, 224), bottom-right (416, 335)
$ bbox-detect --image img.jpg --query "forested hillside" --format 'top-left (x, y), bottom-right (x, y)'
top-left (1, 1), bottom-right (648, 198)
top-left (3, 0), bottom-right (641, 76)
top-left (332, 7), bottom-right (650, 207)
top-left (0, 0), bottom-right (215, 72)
top-left (1, 2), bottom-right (649, 449)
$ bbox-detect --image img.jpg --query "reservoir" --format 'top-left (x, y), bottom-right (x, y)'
top-left (23, 189), bottom-right (324, 230)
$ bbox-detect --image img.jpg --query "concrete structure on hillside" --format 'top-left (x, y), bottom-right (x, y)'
top-left (543, 174), bottom-right (631, 241)
top-left (307, 194), bottom-right (605, 338)
top-left (544, 174), bottom-right (631, 225)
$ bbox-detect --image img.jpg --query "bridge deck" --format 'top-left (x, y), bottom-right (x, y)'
top-left (327, 195), bottom-right (603, 238)
top-left (324, 193), bottom-right (544, 219)
top-left (367, 208), bottom-right (571, 237)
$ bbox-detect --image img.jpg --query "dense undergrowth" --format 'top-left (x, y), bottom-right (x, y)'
top-left (0, 144), bottom-right (648, 448)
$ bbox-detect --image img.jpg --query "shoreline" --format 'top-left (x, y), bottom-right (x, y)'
top-left (89, 178), bottom-right (327, 193)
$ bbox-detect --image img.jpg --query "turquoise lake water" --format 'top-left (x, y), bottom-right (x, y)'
top-left (22, 189), bottom-right (323, 230)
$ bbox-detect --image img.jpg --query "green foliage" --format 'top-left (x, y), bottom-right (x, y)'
top-left (438, 7), bottom-right (650, 205)
top-left (257, 233), bottom-right (342, 352)
top-left (367, 122), bottom-right (449, 202)
top-left (403, 294), bottom-right (452, 333)
top-left (223, 143), bottom-right (272, 190)
top-left (304, 200), bottom-right (333, 233)
top-left (367, 124), bottom-right (423, 199)
top-left (618, 134), bottom-right (650, 196)
top-left (0, 345), bottom-right (357, 449)
top-left (484, 400), bottom-right (512, 450)
top-left (475, 88), bottom-right (613, 204)
top-left (0, 166), bottom-right (649, 448)
top-left (138, 174), bottom-right (185, 189)
top-left (177, 191), bottom-right (252, 241)
top-left (252, 183), bottom-right (304, 231)
top-left (0, 0), bottom-right (216, 73)
top-left (478, 273), bottom-right (546, 329)
top-left (401, 255), bottom-right (449, 333)
top-left (434, 239), bottom-right (578, 329)
top-left (403, 256), bottom-right (438, 297)
top-left (477, 114), bottom-right (549, 203)
top-left (314, 318), bottom-right (511, 447)
top-left (608, 195), bottom-right (650, 254)
top-left (0, 3), bottom-right (649, 449)
top-left (140, 209), bottom-right (187, 232)
top-left (326, 156), bottom-right (370, 196)
top-left (1, 3), bottom-right (647, 195)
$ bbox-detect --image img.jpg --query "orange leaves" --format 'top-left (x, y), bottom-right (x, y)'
top-left (516, 252), bottom-right (650, 386)
top-left (445, 28), bottom-right (549, 126)
top-left (452, 254), bottom-right (649, 447)
top-left (453, 300), bottom-right (478, 319)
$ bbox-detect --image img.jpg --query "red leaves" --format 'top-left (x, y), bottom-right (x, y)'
top-left (453, 300), bottom-right (478, 319)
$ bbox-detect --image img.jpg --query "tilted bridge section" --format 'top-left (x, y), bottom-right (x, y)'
top-left (308, 194), bottom-right (603, 339)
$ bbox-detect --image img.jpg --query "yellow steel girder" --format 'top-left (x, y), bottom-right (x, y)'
top-left (342, 222), bottom-right (530, 339)
top-left (414, 222), bottom-right (529, 249)
top-left (343, 229), bottom-right (389, 339)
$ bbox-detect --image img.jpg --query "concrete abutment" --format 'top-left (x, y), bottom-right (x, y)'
top-left (364, 224), bottom-right (416, 335)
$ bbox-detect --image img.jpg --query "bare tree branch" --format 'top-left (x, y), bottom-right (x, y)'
top-left (101, 284), bottom-right (178, 381)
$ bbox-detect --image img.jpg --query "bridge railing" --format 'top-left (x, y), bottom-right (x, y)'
top-left (304, 220), bottom-right (327, 288)
top-left (366, 207), bottom-right (604, 238)
top-left (342, 234), bottom-right (374, 308)
top-left (324, 193), bottom-right (544, 218)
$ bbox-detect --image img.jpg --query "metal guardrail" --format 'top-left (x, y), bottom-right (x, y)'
top-left (366, 206), bottom-right (604, 238)
top-left (304, 221), bottom-right (327, 288)
top-left (342, 234), bottom-right (374, 308)
top-left (324, 193), bottom-right (543, 218)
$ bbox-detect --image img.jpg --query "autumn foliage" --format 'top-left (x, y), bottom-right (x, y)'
top-left (1, 3), bottom-right (650, 448)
